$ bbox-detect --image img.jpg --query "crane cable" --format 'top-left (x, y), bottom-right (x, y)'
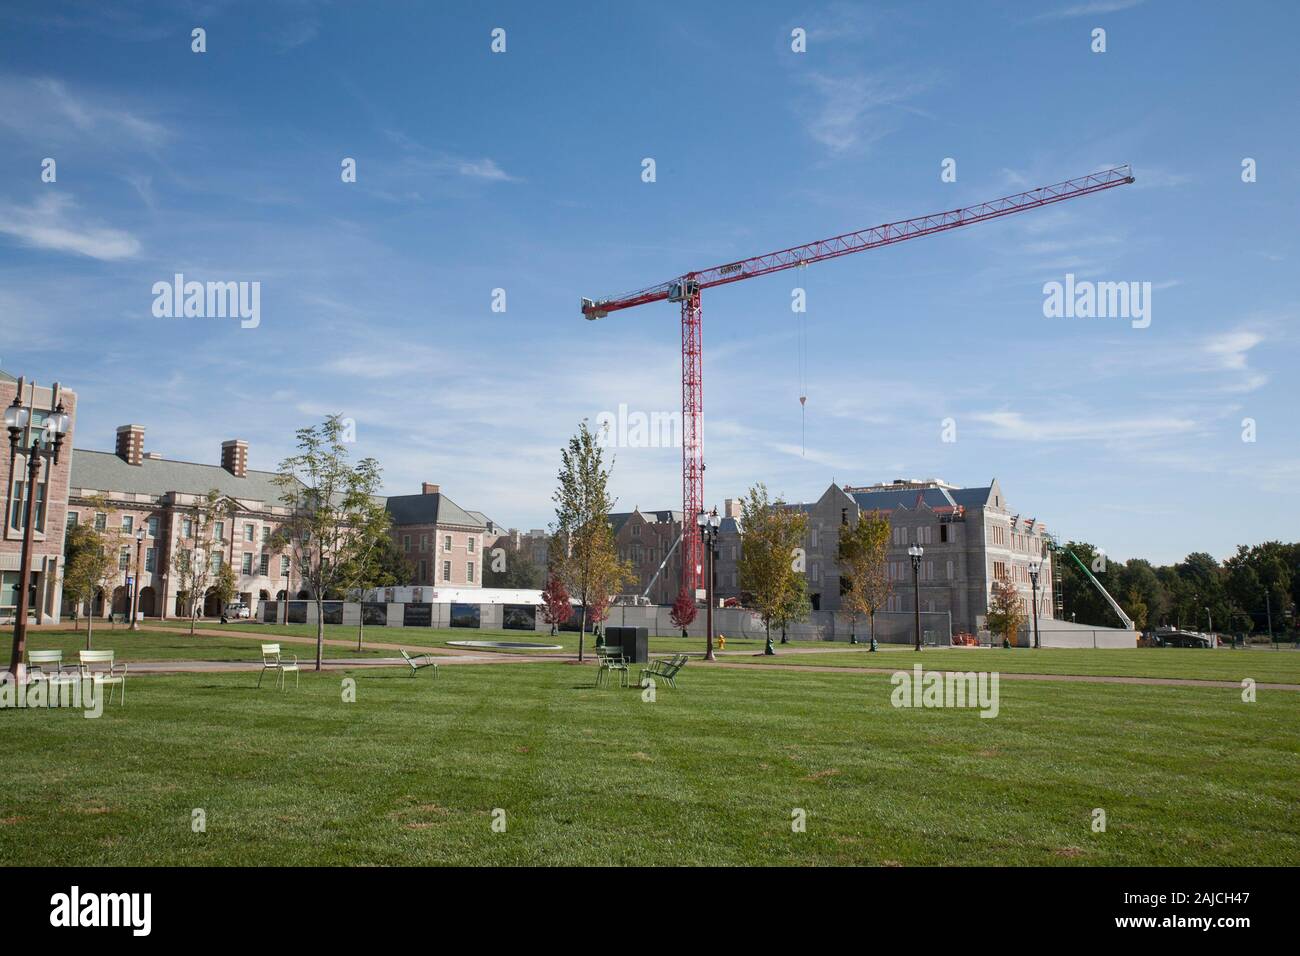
top-left (797, 262), bottom-right (808, 456)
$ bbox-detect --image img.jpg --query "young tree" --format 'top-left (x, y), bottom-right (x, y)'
top-left (737, 483), bottom-right (807, 654)
top-left (212, 562), bottom-right (238, 618)
top-left (838, 511), bottom-right (891, 645)
top-left (170, 489), bottom-right (229, 635)
top-left (986, 578), bottom-right (1026, 647)
top-left (483, 539), bottom-right (544, 589)
top-left (272, 415), bottom-right (387, 671)
top-left (335, 497), bottom-right (399, 652)
top-left (540, 573), bottom-right (572, 636)
top-left (549, 421), bottom-right (632, 661)
top-left (773, 572), bottom-right (812, 644)
top-left (669, 586), bottom-right (697, 637)
top-left (62, 519), bottom-right (115, 649)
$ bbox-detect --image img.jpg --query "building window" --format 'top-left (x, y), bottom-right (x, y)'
top-left (242, 553), bottom-right (253, 575)
top-left (810, 528), bottom-right (818, 548)
top-left (403, 535), bottom-right (411, 552)
top-left (418, 560), bottom-right (426, 582)
top-left (181, 517), bottom-right (193, 538)
top-left (261, 526), bottom-right (270, 544)
top-left (118, 546), bottom-right (130, 570)
top-left (443, 535), bottom-right (452, 552)
top-left (145, 547), bottom-right (156, 572)
top-left (467, 537), bottom-right (475, 553)
top-left (259, 554), bottom-right (269, 576)
top-left (211, 552), bottom-right (223, 574)
top-left (244, 523), bottom-right (254, 542)
top-left (993, 560), bottom-right (1007, 581)
top-left (631, 524), bottom-right (640, 537)
top-left (10, 479), bottom-right (48, 532)
top-left (280, 555), bottom-right (290, 575)
top-left (147, 515), bottom-right (159, 537)
top-left (467, 562), bottom-right (474, 582)
top-left (946, 560), bottom-right (954, 580)
top-left (442, 561), bottom-right (451, 582)
top-left (940, 524), bottom-right (949, 543)
top-left (67, 512), bottom-right (79, 530)
top-left (121, 515), bottom-right (134, 533)
top-left (214, 520), bottom-right (224, 541)
top-left (421, 534), bottom-right (429, 550)
top-left (94, 512), bottom-right (107, 531)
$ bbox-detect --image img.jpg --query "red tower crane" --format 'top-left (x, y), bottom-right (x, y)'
top-left (581, 164), bottom-right (1135, 595)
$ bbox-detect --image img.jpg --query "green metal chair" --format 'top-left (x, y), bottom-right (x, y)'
top-left (595, 644), bottom-right (629, 688)
top-left (640, 654), bottom-right (688, 689)
top-left (400, 648), bottom-right (438, 678)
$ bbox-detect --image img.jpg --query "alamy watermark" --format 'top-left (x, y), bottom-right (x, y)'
top-left (594, 403), bottom-right (681, 448)
top-left (1042, 273), bottom-right (1150, 329)
top-left (152, 273), bottom-right (261, 329)
top-left (890, 664), bottom-right (999, 718)
top-left (0, 674), bottom-right (103, 718)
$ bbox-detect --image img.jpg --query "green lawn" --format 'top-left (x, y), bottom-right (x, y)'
top-left (0, 661), bottom-right (1295, 866)
top-left (145, 619), bottom-right (768, 656)
top-left (726, 645), bottom-right (1300, 684)
top-left (24, 629), bottom-right (389, 662)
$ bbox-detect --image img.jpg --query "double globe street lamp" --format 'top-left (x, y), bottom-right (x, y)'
top-left (5, 379), bottom-right (70, 677)
top-left (696, 508), bottom-right (721, 661)
top-left (908, 544), bottom-right (924, 652)
top-left (1028, 560), bottom-right (1041, 649)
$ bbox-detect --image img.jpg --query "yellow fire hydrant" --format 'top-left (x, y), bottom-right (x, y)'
top-left (717, 634), bottom-right (726, 650)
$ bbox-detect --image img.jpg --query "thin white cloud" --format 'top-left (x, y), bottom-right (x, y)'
top-left (1202, 329), bottom-right (1268, 392)
top-left (0, 75), bottom-right (167, 147)
top-left (799, 72), bottom-right (934, 155)
top-left (1032, 0), bottom-right (1145, 21)
top-left (0, 193), bottom-right (140, 260)
top-left (970, 410), bottom-right (1198, 442)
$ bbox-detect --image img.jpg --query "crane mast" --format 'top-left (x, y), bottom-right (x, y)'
top-left (582, 165), bottom-right (1135, 595)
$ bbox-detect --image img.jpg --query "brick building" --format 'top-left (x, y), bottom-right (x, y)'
top-left (385, 483), bottom-right (489, 589)
top-left (0, 373), bottom-right (77, 624)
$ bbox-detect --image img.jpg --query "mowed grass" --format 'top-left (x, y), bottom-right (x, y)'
top-left (23, 629), bottom-right (390, 662)
top-left (145, 619), bottom-right (768, 656)
top-left (727, 645), bottom-right (1300, 684)
top-left (0, 661), bottom-right (1295, 866)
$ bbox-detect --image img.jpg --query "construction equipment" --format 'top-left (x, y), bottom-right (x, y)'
top-left (1045, 535), bottom-right (1135, 630)
top-left (582, 165), bottom-right (1136, 593)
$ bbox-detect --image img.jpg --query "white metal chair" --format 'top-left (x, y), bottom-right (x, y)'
top-left (258, 643), bottom-right (299, 690)
top-left (78, 650), bottom-right (127, 705)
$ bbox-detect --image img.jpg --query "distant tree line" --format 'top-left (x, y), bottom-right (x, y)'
top-left (1057, 540), bottom-right (1298, 637)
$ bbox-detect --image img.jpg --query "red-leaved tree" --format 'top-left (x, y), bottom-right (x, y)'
top-left (670, 587), bottom-right (697, 637)
top-left (589, 591), bottom-right (611, 642)
top-left (541, 574), bottom-right (572, 635)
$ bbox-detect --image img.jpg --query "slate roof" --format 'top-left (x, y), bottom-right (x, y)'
top-left (383, 491), bottom-right (484, 529)
top-left (849, 485), bottom-right (993, 512)
top-left (69, 448), bottom-right (287, 504)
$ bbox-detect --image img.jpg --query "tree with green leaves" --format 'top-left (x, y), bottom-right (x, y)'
top-left (170, 489), bottom-right (229, 635)
top-left (737, 483), bottom-right (807, 654)
top-left (62, 516), bottom-right (115, 649)
top-left (837, 510), bottom-right (891, 645)
top-left (773, 572), bottom-right (812, 644)
top-left (272, 415), bottom-right (387, 671)
top-left (482, 538), bottom-right (543, 589)
top-left (335, 495), bottom-right (399, 652)
top-left (548, 421), bottom-right (632, 662)
top-left (212, 562), bottom-right (238, 617)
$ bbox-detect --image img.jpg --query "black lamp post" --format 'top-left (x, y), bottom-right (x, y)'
top-left (908, 544), bottom-right (923, 652)
top-left (5, 378), bottom-right (69, 677)
top-left (282, 560), bottom-right (290, 625)
top-left (1029, 560), bottom-right (1041, 649)
top-left (130, 529), bottom-right (146, 630)
top-left (696, 507), bottom-right (721, 661)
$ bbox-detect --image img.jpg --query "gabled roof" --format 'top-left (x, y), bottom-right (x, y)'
top-left (609, 509), bottom-right (682, 535)
top-left (69, 448), bottom-right (287, 504)
top-left (849, 485), bottom-right (993, 513)
top-left (384, 491), bottom-right (484, 529)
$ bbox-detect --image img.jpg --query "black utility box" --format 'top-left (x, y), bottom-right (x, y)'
top-left (605, 625), bottom-right (649, 664)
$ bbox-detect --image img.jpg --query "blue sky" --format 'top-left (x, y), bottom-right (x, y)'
top-left (1, 0), bottom-right (1296, 564)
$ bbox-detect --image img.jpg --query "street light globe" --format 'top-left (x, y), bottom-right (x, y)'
top-left (907, 545), bottom-right (923, 558)
top-left (696, 511), bottom-right (708, 528)
top-left (708, 511), bottom-right (721, 529)
top-left (48, 406), bottom-right (70, 434)
top-left (4, 401), bottom-right (29, 430)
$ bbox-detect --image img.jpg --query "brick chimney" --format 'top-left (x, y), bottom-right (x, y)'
top-left (221, 439), bottom-right (248, 478)
top-left (421, 482), bottom-right (440, 495)
top-left (115, 425), bottom-right (144, 466)
top-left (723, 498), bottom-right (742, 519)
